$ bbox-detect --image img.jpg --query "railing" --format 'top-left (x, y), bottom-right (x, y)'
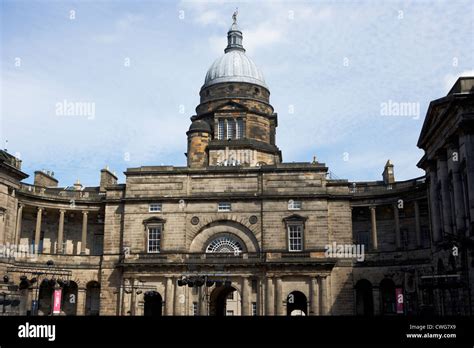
top-left (19, 183), bottom-right (103, 201)
top-left (349, 177), bottom-right (426, 195)
top-left (121, 251), bottom-right (330, 265)
top-left (2, 252), bottom-right (102, 268)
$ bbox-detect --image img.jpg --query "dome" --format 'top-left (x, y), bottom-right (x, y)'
top-left (188, 119), bottom-right (211, 133)
top-left (203, 12), bottom-right (267, 90)
top-left (204, 50), bottom-right (267, 89)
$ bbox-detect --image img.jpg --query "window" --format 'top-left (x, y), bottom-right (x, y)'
top-left (357, 231), bottom-right (370, 250)
top-left (400, 228), bottom-right (409, 249)
top-left (226, 310), bottom-right (234, 316)
top-left (251, 279), bottom-right (257, 293)
top-left (288, 200), bottom-right (302, 210)
top-left (147, 226), bottom-right (162, 253)
top-left (217, 119), bottom-right (225, 140)
top-left (421, 226), bottom-right (430, 245)
top-left (227, 292), bottom-right (234, 300)
top-left (149, 203), bottom-right (162, 212)
top-left (206, 235), bottom-right (243, 254)
top-left (252, 302), bottom-right (257, 316)
top-left (227, 119), bottom-right (236, 139)
top-left (192, 302), bottom-right (198, 316)
top-left (218, 202), bottom-right (231, 212)
top-left (236, 119), bottom-right (244, 139)
top-left (288, 224), bottom-right (303, 252)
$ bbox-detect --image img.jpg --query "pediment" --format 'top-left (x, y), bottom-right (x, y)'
top-left (283, 214), bottom-right (308, 223)
top-left (143, 217), bottom-right (166, 225)
top-left (214, 101), bottom-right (248, 113)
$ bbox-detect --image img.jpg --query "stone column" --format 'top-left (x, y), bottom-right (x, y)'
top-left (373, 286), bottom-right (380, 315)
top-left (393, 204), bottom-right (401, 249)
top-left (449, 146), bottom-right (466, 234)
top-left (459, 134), bottom-right (474, 230)
top-left (370, 206), bottom-right (378, 250)
top-left (265, 277), bottom-right (274, 315)
top-left (258, 278), bottom-right (264, 316)
top-left (34, 207), bottom-right (43, 254)
top-left (241, 277), bottom-right (250, 316)
top-left (0, 209), bottom-right (5, 246)
top-left (438, 156), bottom-right (453, 236)
top-left (173, 278), bottom-right (181, 316)
top-left (57, 209), bottom-right (65, 254)
top-left (130, 279), bottom-right (136, 316)
top-left (310, 276), bottom-right (319, 316)
top-left (319, 276), bottom-right (328, 315)
top-left (76, 288), bottom-right (86, 315)
top-left (428, 167), bottom-right (441, 242)
top-left (414, 200), bottom-right (422, 247)
top-left (15, 203), bottom-right (24, 246)
top-left (165, 277), bottom-right (174, 316)
top-left (199, 285), bottom-right (207, 316)
top-left (80, 211), bottom-right (88, 254)
top-left (274, 277), bottom-right (283, 316)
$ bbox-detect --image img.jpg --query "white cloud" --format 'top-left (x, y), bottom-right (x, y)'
top-left (244, 24), bottom-right (283, 52)
top-left (92, 13), bottom-right (144, 44)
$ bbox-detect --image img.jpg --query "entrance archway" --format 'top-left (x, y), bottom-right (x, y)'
top-left (144, 291), bottom-right (163, 316)
top-left (286, 291), bottom-right (307, 316)
top-left (62, 281), bottom-right (78, 316)
top-left (38, 279), bottom-right (53, 316)
top-left (355, 279), bottom-right (373, 316)
top-left (209, 284), bottom-right (240, 316)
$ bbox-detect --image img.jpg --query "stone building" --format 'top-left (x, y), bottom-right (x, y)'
top-left (0, 16), bottom-right (472, 317)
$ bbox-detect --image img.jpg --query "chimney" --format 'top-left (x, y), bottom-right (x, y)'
top-left (382, 160), bottom-right (395, 185)
top-left (34, 170), bottom-right (58, 187)
top-left (100, 166), bottom-right (118, 191)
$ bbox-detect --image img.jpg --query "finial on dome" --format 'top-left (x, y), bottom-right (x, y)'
top-left (225, 9), bottom-right (245, 53)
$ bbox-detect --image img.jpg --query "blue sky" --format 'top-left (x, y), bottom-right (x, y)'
top-left (1, 0), bottom-right (473, 187)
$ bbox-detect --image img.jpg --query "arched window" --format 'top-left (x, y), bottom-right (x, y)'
top-left (206, 235), bottom-right (243, 254)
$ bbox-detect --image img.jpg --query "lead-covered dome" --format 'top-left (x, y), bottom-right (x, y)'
top-left (204, 50), bottom-right (267, 89)
top-left (203, 12), bottom-right (267, 90)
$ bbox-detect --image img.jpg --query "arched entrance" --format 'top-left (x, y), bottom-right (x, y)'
top-left (380, 278), bottom-right (396, 315)
top-left (85, 281), bottom-right (100, 316)
top-left (355, 279), bottom-right (374, 316)
top-left (62, 281), bottom-right (78, 316)
top-left (38, 279), bottom-right (53, 316)
top-left (144, 291), bottom-right (163, 316)
top-left (209, 284), bottom-right (240, 316)
top-left (286, 291), bottom-right (307, 316)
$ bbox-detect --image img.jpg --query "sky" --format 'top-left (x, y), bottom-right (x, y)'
top-left (1, 0), bottom-right (473, 187)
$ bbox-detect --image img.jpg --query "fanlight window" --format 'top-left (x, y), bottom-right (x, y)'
top-left (206, 236), bottom-right (243, 253)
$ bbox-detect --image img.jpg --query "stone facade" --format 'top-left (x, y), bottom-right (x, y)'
top-left (0, 18), bottom-right (473, 317)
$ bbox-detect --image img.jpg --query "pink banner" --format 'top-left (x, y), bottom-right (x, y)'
top-left (395, 288), bottom-right (404, 314)
top-left (53, 289), bottom-right (62, 314)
